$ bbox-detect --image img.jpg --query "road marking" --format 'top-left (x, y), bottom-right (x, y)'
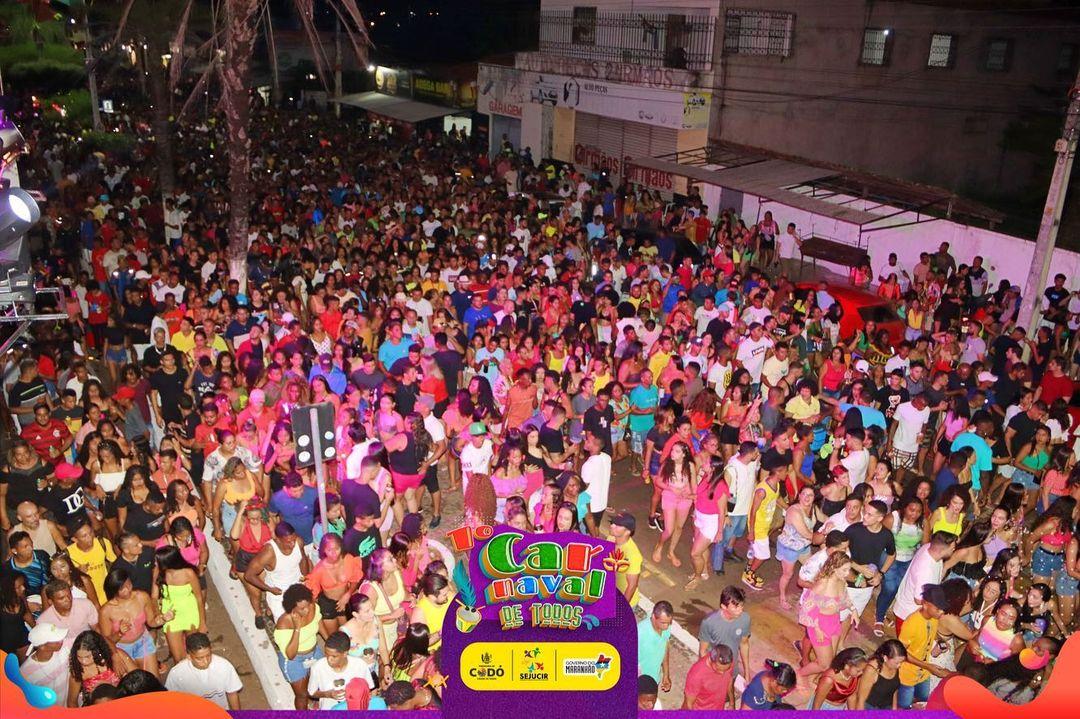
top-left (642, 560), bottom-right (677, 587)
top-left (205, 536), bottom-right (295, 710)
top-left (637, 592), bottom-right (699, 656)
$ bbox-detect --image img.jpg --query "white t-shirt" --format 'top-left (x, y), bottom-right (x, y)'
top-left (694, 306), bottom-right (720, 334)
top-left (892, 401), bottom-right (930, 453)
top-left (740, 305), bottom-right (772, 325)
top-left (736, 336), bottom-right (774, 383)
top-left (345, 439), bottom-right (379, 481)
top-left (707, 361), bottom-right (733, 395)
top-left (841, 449), bottom-right (870, 488)
top-left (165, 655), bottom-right (243, 709)
top-left (725, 456), bottom-right (758, 516)
top-left (21, 648), bottom-right (71, 704)
top-left (824, 508), bottom-right (857, 533)
top-left (306, 656), bottom-right (371, 709)
top-left (891, 544), bottom-right (943, 621)
top-left (460, 439), bottom-right (494, 495)
top-left (423, 413), bottom-right (447, 444)
top-left (582, 452), bottom-right (613, 512)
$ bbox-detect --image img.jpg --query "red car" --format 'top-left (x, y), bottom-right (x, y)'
top-left (796, 282), bottom-right (905, 346)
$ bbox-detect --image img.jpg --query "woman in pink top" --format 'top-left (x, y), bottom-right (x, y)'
top-left (491, 446), bottom-right (528, 522)
top-left (686, 453), bottom-right (728, 592)
top-left (1039, 445), bottom-right (1072, 514)
top-left (932, 397), bottom-right (970, 476)
top-left (155, 517), bottom-right (208, 574)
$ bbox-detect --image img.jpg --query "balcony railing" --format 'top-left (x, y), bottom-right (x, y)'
top-left (538, 10), bottom-right (715, 71)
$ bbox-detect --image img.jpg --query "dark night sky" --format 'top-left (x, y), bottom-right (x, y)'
top-left (269, 0), bottom-right (538, 64)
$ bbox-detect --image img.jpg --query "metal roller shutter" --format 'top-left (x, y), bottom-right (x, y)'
top-left (597, 116), bottom-right (626, 178)
top-left (648, 126), bottom-right (678, 160)
top-left (574, 112), bottom-right (600, 150)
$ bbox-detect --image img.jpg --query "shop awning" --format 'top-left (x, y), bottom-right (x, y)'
top-left (333, 92), bottom-right (454, 123)
top-left (626, 156), bottom-right (882, 226)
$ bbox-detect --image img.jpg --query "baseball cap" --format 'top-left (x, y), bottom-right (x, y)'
top-left (610, 511), bottom-right (636, 535)
top-left (469, 422), bottom-right (487, 436)
top-left (977, 371), bottom-right (998, 383)
top-left (319, 353), bottom-right (333, 366)
top-left (854, 359), bottom-right (870, 373)
top-left (114, 386), bottom-right (136, 401)
top-left (134, 270), bottom-right (152, 280)
top-left (28, 622), bottom-right (68, 649)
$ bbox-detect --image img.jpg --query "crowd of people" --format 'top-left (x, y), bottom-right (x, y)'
top-left (1, 102), bottom-right (1078, 712)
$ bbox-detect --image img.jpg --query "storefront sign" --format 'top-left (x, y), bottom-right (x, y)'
top-left (515, 52), bottom-right (705, 91)
top-left (374, 66), bottom-right (411, 97)
top-left (625, 162), bottom-right (676, 191)
top-left (682, 92), bottom-right (711, 129)
top-left (414, 76), bottom-right (457, 104)
top-left (572, 144), bottom-right (682, 193)
top-left (485, 98), bottom-right (523, 118)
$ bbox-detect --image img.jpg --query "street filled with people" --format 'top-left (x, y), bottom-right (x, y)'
top-left (2, 105), bottom-right (1079, 711)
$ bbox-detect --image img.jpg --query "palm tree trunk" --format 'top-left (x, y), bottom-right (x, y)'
top-left (147, 36), bottom-right (175, 194)
top-left (220, 0), bottom-right (262, 292)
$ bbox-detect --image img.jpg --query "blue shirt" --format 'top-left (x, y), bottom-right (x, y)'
top-left (463, 305), bottom-right (495, 338)
top-left (628, 385), bottom-right (659, 432)
top-left (586, 220), bottom-right (605, 240)
top-left (269, 486), bottom-right (319, 543)
top-left (378, 338), bottom-right (410, 373)
top-left (636, 617), bottom-right (671, 682)
top-left (309, 366), bottom-right (348, 396)
top-left (838, 403), bottom-right (887, 431)
top-left (817, 290), bottom-right (836, 312)
top-left (951, 432), bottom-right (992, 491)
top-left (742, 671), bottom-right (779, 710)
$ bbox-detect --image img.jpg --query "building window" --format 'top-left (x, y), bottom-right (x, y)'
top-left (723, 8), bottom-right (795, 58)
top-left (571, 7), bottom-right (597, 45)
top-left (985, 38), bottom-right (1012, 71)
top-left (860, 28), bottom-right (891, 66)
top-left (1057, 43), bottom-right (1078, 76)
top-left (927, 33), bottom-right (956, 68)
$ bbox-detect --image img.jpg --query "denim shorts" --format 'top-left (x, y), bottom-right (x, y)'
top-left (776, 541), bottom-right (810, 564)
top-left (1012, 468), bottom-right (1039, 490)
top-left (1032, 546), bottom-right (1065, 577)
top-left (278, 644), bottom-right (323, 683)
top-left (117, 630), bottom-right (155, 660)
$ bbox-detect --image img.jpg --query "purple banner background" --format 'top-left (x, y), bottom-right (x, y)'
top-left (462, 527), bottom-right (619, 623)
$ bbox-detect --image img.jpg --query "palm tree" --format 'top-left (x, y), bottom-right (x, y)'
top-left (115, 0), bottom-right (369, 288)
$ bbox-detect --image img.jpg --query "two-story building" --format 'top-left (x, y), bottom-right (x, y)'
top-left (479, 0), bottom-right (1079, 198)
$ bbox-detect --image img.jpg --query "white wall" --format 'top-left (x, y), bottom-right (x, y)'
top-left (520, 102), bottom-right (545, 159)
top-left (731, 188), bottom-right (1080, 295)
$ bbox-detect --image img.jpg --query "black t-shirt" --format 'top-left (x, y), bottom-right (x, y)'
top-left (141, 343), bottom-right (182, 371)
top-left (394, 382), bottom-right (419, 417)
top-left (432, 350), bottom-right (464, 397)
top-left (123, 302), bottom-right (155, 344)
top-left (934, 297), bottom-right (962, 327)
top-left (761, 446), bottom-right (792, 473)
top-left (0, 462), bottom-right (52, 511)
top-left (113, 545), bottom-right (156, 593)
top-left (149, 368), bottom-right (189, 424)
top-left (343, 525), bottom-right (382, 573)
top-left (844, 522), bottom-right (895, 573)
top-left (1044, 287), bottom-right (1070, 323)
top-left (340, 481), bottom-right (379, 529)
top-left (7, 378), bottom-right (49, 419)
top-left (991, 336), bottom-right (1021, 376)
top-left (49, 480), bottom-right (88, 528)
top-left (539, 425), bottom-right (565, 456)
top-left (1007, 412), bottom-right (1039, 455)
top-left (350, 368), bottom-right (386, 392)
top-left (583, 405), bottom-right (615, 455)
top-left (876, 385), bottom-right (910, 420)
top-left (993, 377), bottom-right (1020, 412)
top-left (570, 300), bottom-right (597, 330)
top-left (124, 504), bottom-right (167, 542)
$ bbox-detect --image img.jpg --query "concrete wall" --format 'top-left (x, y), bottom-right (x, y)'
top-left (711, 0), bottom-right (1079, 195)
top-left (735, 189), bottom-right (1080, 295)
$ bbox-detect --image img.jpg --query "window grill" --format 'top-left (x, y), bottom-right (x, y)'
top-left (539, 10), bottom-right (716, 71)
top-left (723, 9), bottom-right (795, 58)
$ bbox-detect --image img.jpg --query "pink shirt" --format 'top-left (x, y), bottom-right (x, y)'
top-left (38, 598), bottom-right (99, 649)
top-left (695, 478), bottom-right (728, 515)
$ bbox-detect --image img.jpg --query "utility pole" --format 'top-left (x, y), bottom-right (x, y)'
top-left (334, 15), bottom-right (342, 118)
top-left (82, 6), bottom-right (102, 131)
top-left (263, 2), bottom-right (280, 107)
top-left (1019, 66), bottom-right (1080, 333)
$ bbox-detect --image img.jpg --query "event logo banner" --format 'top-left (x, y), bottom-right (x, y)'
top-left (441, 526), bottom-right (638, 719)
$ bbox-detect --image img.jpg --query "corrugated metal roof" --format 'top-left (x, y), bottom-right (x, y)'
top-left (627, 156), bottom-right (882, 226)
top-left (332, 92), bottom-right (454, 123)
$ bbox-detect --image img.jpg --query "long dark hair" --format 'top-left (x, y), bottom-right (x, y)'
top-left (389, 622), bottom-right (430, 673)
top-left (154, 544), bottom-right (196, 598)
top-left (69, 630), bottom-right (114, 682)
top-left (1033, 497), bottom-right (1077, 536)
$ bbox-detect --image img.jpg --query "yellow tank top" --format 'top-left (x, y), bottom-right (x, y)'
top-left (752, 481), bottom-right (779, 537)
top-left (931, 508), bottom-right (964, 537)
top-left (907, 310), bottom-right (925, 330)
top-left (548, 354), bottom-right (566, 372)
top-left (223, 478), bottom-right (256, 505)
top-left (273, 606), bottom-right (323, 654)
top-left (416, 595), bottom-right (450, 650)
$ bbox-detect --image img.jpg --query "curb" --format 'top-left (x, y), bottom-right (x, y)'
top-left (204, 535), bottom-right (296, 710)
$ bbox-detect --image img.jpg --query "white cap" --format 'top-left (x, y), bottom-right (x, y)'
top-left (854, 359), bottom-right (870, 373)
top-left (134, 270), bottom-right (152, 280)
top-left (281, 312), bottom-right (296, 324)
top-left (28, 622), bottom-right (68, 648)
top-left (977, 371), bottom-right (998, 383)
